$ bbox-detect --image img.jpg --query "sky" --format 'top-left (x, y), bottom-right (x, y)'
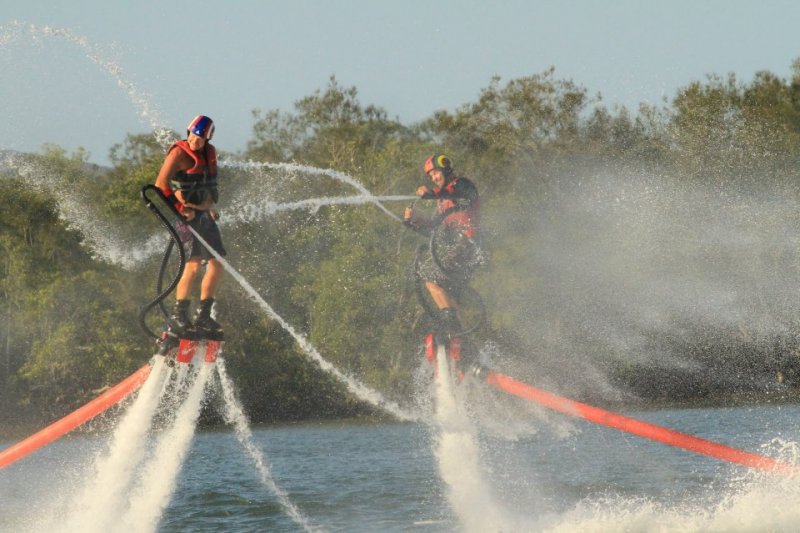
top-left (2, 0), bottom-right (800, 166)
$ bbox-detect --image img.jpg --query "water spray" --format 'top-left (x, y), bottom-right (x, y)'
top-left (226, 193), bottom-right (416, 225)
top-left (217, 359), bottom-right (321, 533)
top-left (221, 160), bottom-right (411, 223)
top-left (185, 221), bottom-right (418, 421)
top-left (2, 21), bottom-right (173, 148)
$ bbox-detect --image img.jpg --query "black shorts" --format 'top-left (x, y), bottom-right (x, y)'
top-left (187, 212), bottom-right (226, 260)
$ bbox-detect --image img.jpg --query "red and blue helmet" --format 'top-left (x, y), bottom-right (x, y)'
top-left (187, 115), bottom-right (215, 140)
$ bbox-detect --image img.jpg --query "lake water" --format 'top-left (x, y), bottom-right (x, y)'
top-left (3, 356), bottom-right (800, 533)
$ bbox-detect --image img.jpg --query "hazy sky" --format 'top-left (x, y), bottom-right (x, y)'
top-left (2, 0), bottom-right (799, 165)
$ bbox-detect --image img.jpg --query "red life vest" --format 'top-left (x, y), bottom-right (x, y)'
top-left (169, 140), bottom-right (217, 181)
top-left (434, 177), bottom-right (480, 239)
top-left (168, 140), bottom-right (218, 205)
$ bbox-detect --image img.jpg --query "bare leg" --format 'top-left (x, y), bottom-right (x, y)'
top-left (176, 258), bottom-right (202, 300)
top-left (426, 281), bottom-right (456, 310)
top-left (200, 259), bottom-right (224, 300)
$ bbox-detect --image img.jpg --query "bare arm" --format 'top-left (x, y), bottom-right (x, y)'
top-left (155, 148), bottom-right (185, 195)
top-left (155, 148), bottom-right (201, 219)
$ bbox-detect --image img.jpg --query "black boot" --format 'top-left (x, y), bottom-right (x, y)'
top-left (194, 298), bottom-right (223, 339)
top-left (168, 299), bottom-right (193, 335)
top-left (469, 361), bottom-right (489, 381)
top-left (454, 336), bottom-right (488, 381)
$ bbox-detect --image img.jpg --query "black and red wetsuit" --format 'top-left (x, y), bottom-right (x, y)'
top-left (408, 175), bottom-right (483, 287)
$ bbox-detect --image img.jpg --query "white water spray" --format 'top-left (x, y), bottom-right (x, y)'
top-left (0, 22), bottom-right (178, 269)
top-left (37, 354), bottom-right (319, 533)
top-left (0, 151), bottom-right (161, 269)
top-left (120, 361), bottom-right (213, 533)
top-left (184, 223), bottom-right (418, 421)
top-left (431, 346), bottom-right (519, 532)
top-left (221, 160), bottom-right (408, 223)
top-left (1, 21), bottom-right (173, 148)
top-left (225, 193), bottom-right (415, 225)
top-left (63, 358), bottom-right (171, 533)
top-left (546, 469), bottom-right (800, 533)
top-left (216, 359), bottom-right (322, 533)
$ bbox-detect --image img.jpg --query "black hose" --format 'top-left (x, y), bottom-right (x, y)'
top-left (429, 222), bottom-right (482, 279)
top-left (137, 185), bottom-right (187, 339)
top-left (155, 240), bottom-right (176, 321)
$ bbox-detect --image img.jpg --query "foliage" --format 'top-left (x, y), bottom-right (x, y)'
top-left (7, 61), bottom-right (800, 431)
top-left (0, 179), bottom-right (140, 422)
top-left (103, 133), bottom-right (169, 222)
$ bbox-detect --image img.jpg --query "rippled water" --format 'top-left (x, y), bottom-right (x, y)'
top-left (4, 395), bottom-right (800, 532)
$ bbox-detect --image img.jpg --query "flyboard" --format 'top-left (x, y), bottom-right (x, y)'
top-left (0, 185), bottom-right (221, 469)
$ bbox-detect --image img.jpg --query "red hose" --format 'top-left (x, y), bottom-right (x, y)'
top-left (486, 371), bottom-right (796, 475)
top-left (0, 364), bottom-right (152, 469)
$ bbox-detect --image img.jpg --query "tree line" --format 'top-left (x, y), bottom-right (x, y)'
top-left (4, 62), bottom-right (800, 432)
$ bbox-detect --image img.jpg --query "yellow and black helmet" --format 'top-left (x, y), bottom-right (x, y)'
top-left (423, 154), bottom-right (452, 176)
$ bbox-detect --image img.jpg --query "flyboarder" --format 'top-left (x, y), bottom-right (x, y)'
top-left (404, 153), bottom-right (486, 376)
top-left (154, 115), bottom-right (225, 340)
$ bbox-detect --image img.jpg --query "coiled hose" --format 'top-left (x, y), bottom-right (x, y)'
top-left (137, 184), bottom-right (187, 339)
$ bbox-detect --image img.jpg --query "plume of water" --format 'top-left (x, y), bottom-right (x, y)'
top-left (0, 21), bottom-right (173, 148)
top-left (120, 362), bottom-right (213, 533)
top-left (62, 358), bottom-right (171, 533)
top-left (431, 346), bottom-right (518, 532)
top-left (492, 164), bottom-right (800, 401)
top-left (1, 152), bottom-right (169, 269)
